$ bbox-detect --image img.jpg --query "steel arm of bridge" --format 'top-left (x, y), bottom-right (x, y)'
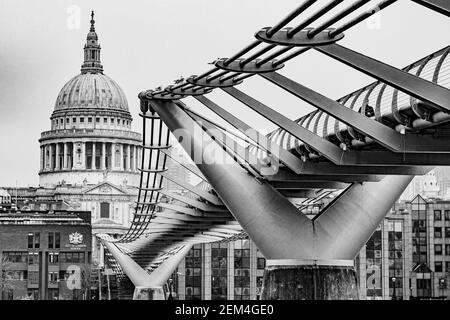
top-left (261, 72), bottom-right (450, 153)
top-left (159, 148), bottom-right (207, 182)
top-left (221, 87), bottom-right (346, 164)
top-left (267, 168), bottom-right (384, 183)
top-left (271, 180), bottom-right (349, 190)
top-left (185, 110), bottom-right (269, 177)
top-left (148, 99), bottom-right (417, 261)
top-left (186, 109), bottom-right (370, 187)
top-left (313, 175), bottom-right (414, 260)
top-left (412, 0), bottom-right (450, 16)
top-left (222, 87), bottom-right (450, 166)
top-left (193, 95), bottom-right (304, 174)
top-left (159, 171), bottom-right (223, 206)
top-left (102, 241), bottom-right (192, 299)
top-left (137, 244), bottom-right (193, 288)
top-left (315, 44), bottom-right (450, 113)
top-left (159, 189), bottom-right (227, 212)
top-left (298, 162), bottom-right (431, 175)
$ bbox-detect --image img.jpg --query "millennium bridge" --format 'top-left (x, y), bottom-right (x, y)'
top-left (98, 0), bottom-right (450, 299)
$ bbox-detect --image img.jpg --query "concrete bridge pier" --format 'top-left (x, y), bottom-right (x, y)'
top-left (148, 99), bottom-right (414, 300)
top-left (261, 260), bottom-right (358, 300)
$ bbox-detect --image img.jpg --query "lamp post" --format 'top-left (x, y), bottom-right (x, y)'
top-left (168, 278), bottom-right (174, 300)
top-left (392, 277), bottom-right (397, 300)
top-left (439, 278), bottom-right (446, 299)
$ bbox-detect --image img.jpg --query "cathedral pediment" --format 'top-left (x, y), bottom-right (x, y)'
top-left (83, 182), bottom-right (128, 195)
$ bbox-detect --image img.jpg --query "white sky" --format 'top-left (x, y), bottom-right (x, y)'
top-left (0, 0), bottom-right (449, 186)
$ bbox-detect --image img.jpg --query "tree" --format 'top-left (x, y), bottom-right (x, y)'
top-left (0, 255), bottom-right (15, 300)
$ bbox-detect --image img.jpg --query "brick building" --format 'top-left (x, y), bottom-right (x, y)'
top-left (0, 209), bottom-right (92, 300)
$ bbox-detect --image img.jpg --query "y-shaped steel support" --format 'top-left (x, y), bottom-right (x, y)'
top-left (102, 241), bottom-right (192, 300)
top-left (148, 99), bottom-right (414, 299)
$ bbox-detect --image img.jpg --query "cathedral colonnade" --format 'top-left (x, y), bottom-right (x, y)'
top-left (39, 141), bottom-right (142, 172)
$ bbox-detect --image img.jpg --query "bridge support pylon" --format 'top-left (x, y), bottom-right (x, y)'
top-left (102, 240), bottom-right (192, 300)
top-left (148, 99), bottom-right (414, 300)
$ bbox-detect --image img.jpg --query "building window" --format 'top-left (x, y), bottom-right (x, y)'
top-left (411, 196), bottom-right (428, 264)
top-left (4, 270), bottom-right (27, 281)
top-left (104, 118), bottom-right (108, 123)
top-left (257, 258), bottom-right (266, 269)
top-left (49, 271), bottom-right (59, 284)
top-left (185, 245), bottom-right (202, 300)
top-left (28, 271), bottom-right (39, 285)
top-left (435, 261), bottom-right (443, 273)
top-left (445, 244), bottom-right (450, 256)
top-left (445, 210), bottom-right (450, 221)
top-left (111, 118), bottom-right (114, 124)
top-left (28, 232), bottom-right (40, 249)
top-left (388, 220), bottom-right (403, 299)
top-left (446, 262), bottom-right (450, 273)
top-left (55, 232), bottom-right (60, 249)
top-left (66, 118), bottom-right (70, 124)
top-left (28, 252), bottom-right (39, 265)
top-left (234, 239), bottom-right (251, 300)
top-left (2, 251), bottom-right (28, 263)
top-left (73, 117), bottom-right (76, 123)
top-left (27, 289), bottom-right (39, 300)
top-left (48, 232), bottom-right (60, 249)
top-left (48, 233), bottom-right (54, 248)
top-left (88, 117), bottom-right (92, 123)
top-left (211, 242), bottom-right (228, 300)
top-left (416, 278), bottom-right (432, 298)
top-left (434, 227), bottom-right (442, 238)
top-left (49, 253), bottom-right (59, 264)
top-left (434, 210), bottom-right (442, 221)
top-left (60, 252), bottom-right (85, 263)
top-left (28, 233), bottom-right (33, 249)
top-left (445, 227), bottom-right (450, 238)
top-left (100, 202), bottom-right (110, 219)
top-left (366, 225), bottom-right (382, 298)
top-left (1, 289), bottom-right (13, 300)
top-left (435, 244), bottom-right (443, 255)
top-left (96, 117), bottom-right (100, 123)
top-left (80, 117), bottom-right (84, 123)
top-left (48, 289), bottom-right (59, 300)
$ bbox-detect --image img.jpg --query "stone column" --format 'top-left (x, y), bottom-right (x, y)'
top-left (92, 142), bottom-right (96, 170)
top-left (133, 145), bottom-right (137, 171)
top-left (119, 144), bottom-right (124, 170)
top-left (111, 143), bottom-right (116, 170)
top-left (126, 144), bottom-right (131, 171)
top-left (50, 144), bottom-right (55, 171)
top-left (56, 143), bottom-right (61, 170)
top-left (101, 142), bottom-right (106, 170)
top-left (45, 145), bottom-right (49, 171)
top-left (63, 143), bottom-right (68, 170)
top-left (71, 143), bottom-right (75, 169)
top-left (80, 142), bottom-right (86, 169)
top-left (40, 146), bottom-right (44, 172)
top-left (137, 147), bottom-right (141, 170)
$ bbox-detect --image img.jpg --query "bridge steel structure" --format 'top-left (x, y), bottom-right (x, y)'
top-left (101, 0), bottom-right (450, 300)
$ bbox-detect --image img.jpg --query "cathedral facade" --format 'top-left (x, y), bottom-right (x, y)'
top-left (5, 13), bottom-right (142, 266)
